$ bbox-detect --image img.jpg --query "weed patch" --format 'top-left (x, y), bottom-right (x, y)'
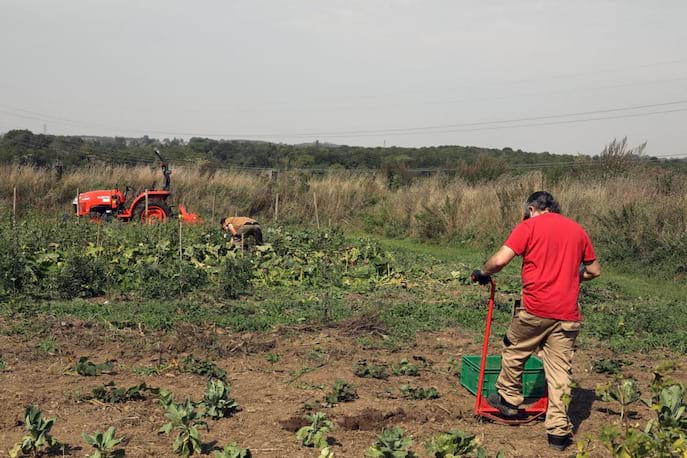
top-left (324, 380), bottom-right (358, 407)
top-left (88, 382), bottom-right (156, 403)
top-left (72, 357), bottom-right (114, 376)
top-left (353, 360), bottom-right (389, 380)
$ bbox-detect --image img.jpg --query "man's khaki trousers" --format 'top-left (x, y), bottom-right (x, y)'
top-left (496, 309), bottom-right (581, 436)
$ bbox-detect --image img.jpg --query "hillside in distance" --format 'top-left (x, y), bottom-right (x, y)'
top-left (1, 129), bottom-right (684, 177)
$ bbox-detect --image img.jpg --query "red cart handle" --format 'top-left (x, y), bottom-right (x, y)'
top-left (474, 278), bottom-right (496, 412)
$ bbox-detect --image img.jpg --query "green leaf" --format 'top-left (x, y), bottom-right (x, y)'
top-left (159, 422), bottom-right (174, 434)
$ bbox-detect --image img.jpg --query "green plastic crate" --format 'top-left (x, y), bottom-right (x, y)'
top-left (460, 355), bottom-right (546, 400)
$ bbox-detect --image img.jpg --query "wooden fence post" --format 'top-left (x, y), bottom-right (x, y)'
top-left (211, 191), bottom-right (216, 225)
top-left (274, 193), bottom-right (279, 222)
top-left (12, 187), bottom-right (17, 230)
top-left (178, 217), bottom-right (183, 261)
top-left (96, 222), bottom-right (101, 255)
top-left (75, 188), bottom-right (80, 221)
top-left (313, 192), bottom-right (320, 229)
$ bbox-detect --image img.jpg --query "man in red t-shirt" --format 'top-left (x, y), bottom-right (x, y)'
top-left (472, 191), bottom-right (601, 451)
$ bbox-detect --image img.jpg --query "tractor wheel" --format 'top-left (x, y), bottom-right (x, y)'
top-left (134, 199), bottom-right (172, 224)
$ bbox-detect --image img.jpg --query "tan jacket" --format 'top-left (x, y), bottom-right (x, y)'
top-left (223, 217), bottom-right (259, 228)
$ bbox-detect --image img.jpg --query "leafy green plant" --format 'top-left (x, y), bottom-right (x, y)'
top-left (589, 378), bottom-right (687, 457)
top-left (399, 384), bottom-right (440, 400)
top-left (592, 358), bottom-right (626, 375)
top-left (366, 427), bottom-right (417, 458)
top-left (324, 380), bottom-right (358, 407)
top-left (288, 366), bottom-right (315, 383)
top-left (391, 359), bottom-right (418, 376)
top-left (296, 412), bottom-right (333, 448)
top-left (644, 383), bottom-right (687, 431)
top-left (353, 360), bottom-right (389, 380)
top-left (264, 352), bottom-right (280, 364)
top-left (213, 443), bottom-right (252, 458)
top-left (221, 256), bottom-right (254, 299)
top-left (158, 388), bottom-right (177, 409)
top-left (306, 346), bottom-right (330, 365)
top-left (199, 379), bottom-right (240, 419)
top-left (426, 429), bottom-right (502, 458)
top-left (90, 382), bottom-right (156, 403)
top-left (595, 424), bottom-right (654, 458)
top-left (181, 355), bottom-right (227, 382)
top-left (159, 398), bottom-right (208, 457)
top-left (54, 252), bottom-right (106, 298)
top-left (595, 377), bottom-right (641, 422)
top-left (82, 426), bottom-right (125, 458)
top-left (0, 233), bottom-right (26, 298)
top-left (38, 337), bottom-right (60, 355)
top-left (296, 382), bottom-right (325, 391)
top-left (9, 405), bottom-right (59, 458)
top-left (319, 447), bottom-right (334, 457)
top-left (133, 364), bottom-right (171, 376)
top-left (73, 356), bottom-right (114, 376)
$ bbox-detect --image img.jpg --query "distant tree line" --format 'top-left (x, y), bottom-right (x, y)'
top-left (1, 129), bottom-right (684, 182)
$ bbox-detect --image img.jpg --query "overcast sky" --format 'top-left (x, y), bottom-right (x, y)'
top-left (1, 0), bottom-right (686, 156)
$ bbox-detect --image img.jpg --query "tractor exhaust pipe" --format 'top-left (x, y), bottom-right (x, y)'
top-left (154, 149), bottom-right (171, 191)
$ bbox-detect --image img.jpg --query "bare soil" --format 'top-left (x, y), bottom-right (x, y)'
top-left (1, 317), bottom-right (684, 457)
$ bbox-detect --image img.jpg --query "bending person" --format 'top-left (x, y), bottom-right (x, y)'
top-left (220, 216), bottom-right (263, 245)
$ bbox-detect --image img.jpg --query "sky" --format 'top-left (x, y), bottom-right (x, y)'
top-left (1, 0), bottom-right (686, 157)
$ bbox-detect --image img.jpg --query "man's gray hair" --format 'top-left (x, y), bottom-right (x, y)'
top-left (526, 191), bottom-right (561, 214)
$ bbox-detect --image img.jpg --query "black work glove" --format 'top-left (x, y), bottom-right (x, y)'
top-left (471, 269), bottom-right (491, 285)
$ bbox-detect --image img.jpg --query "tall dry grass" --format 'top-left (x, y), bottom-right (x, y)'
top-left (2, 163), bottom-right (687, 270)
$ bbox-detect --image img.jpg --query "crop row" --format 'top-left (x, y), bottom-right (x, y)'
top-left (0, 218), bottom-right (398, 301)
top-left (10, 353), bottom-right (499, 458)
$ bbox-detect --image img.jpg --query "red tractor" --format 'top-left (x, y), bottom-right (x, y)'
top-left (73, 150), bottom-right (201, 224)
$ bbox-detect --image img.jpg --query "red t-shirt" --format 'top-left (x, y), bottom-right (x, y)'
top-left (504, 213), bottom-right (596, 321)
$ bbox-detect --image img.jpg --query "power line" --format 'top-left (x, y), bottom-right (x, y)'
top-left (259, 100), bottom-right (687, 137)
top-left (2, 93), bottom-right (687, 139)
top-left (101, 101), bottom-right (685, 139)
top-left (333, 107), bottom-right (687, 139)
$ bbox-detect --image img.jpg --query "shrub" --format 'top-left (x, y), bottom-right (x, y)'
top-left (221, 255), bottom-right (254, 299)
top-left (54, 252), bottom-right (106, 298)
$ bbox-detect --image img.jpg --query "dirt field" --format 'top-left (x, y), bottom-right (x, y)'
top-left (1, 315), bottom-right (684, 458)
